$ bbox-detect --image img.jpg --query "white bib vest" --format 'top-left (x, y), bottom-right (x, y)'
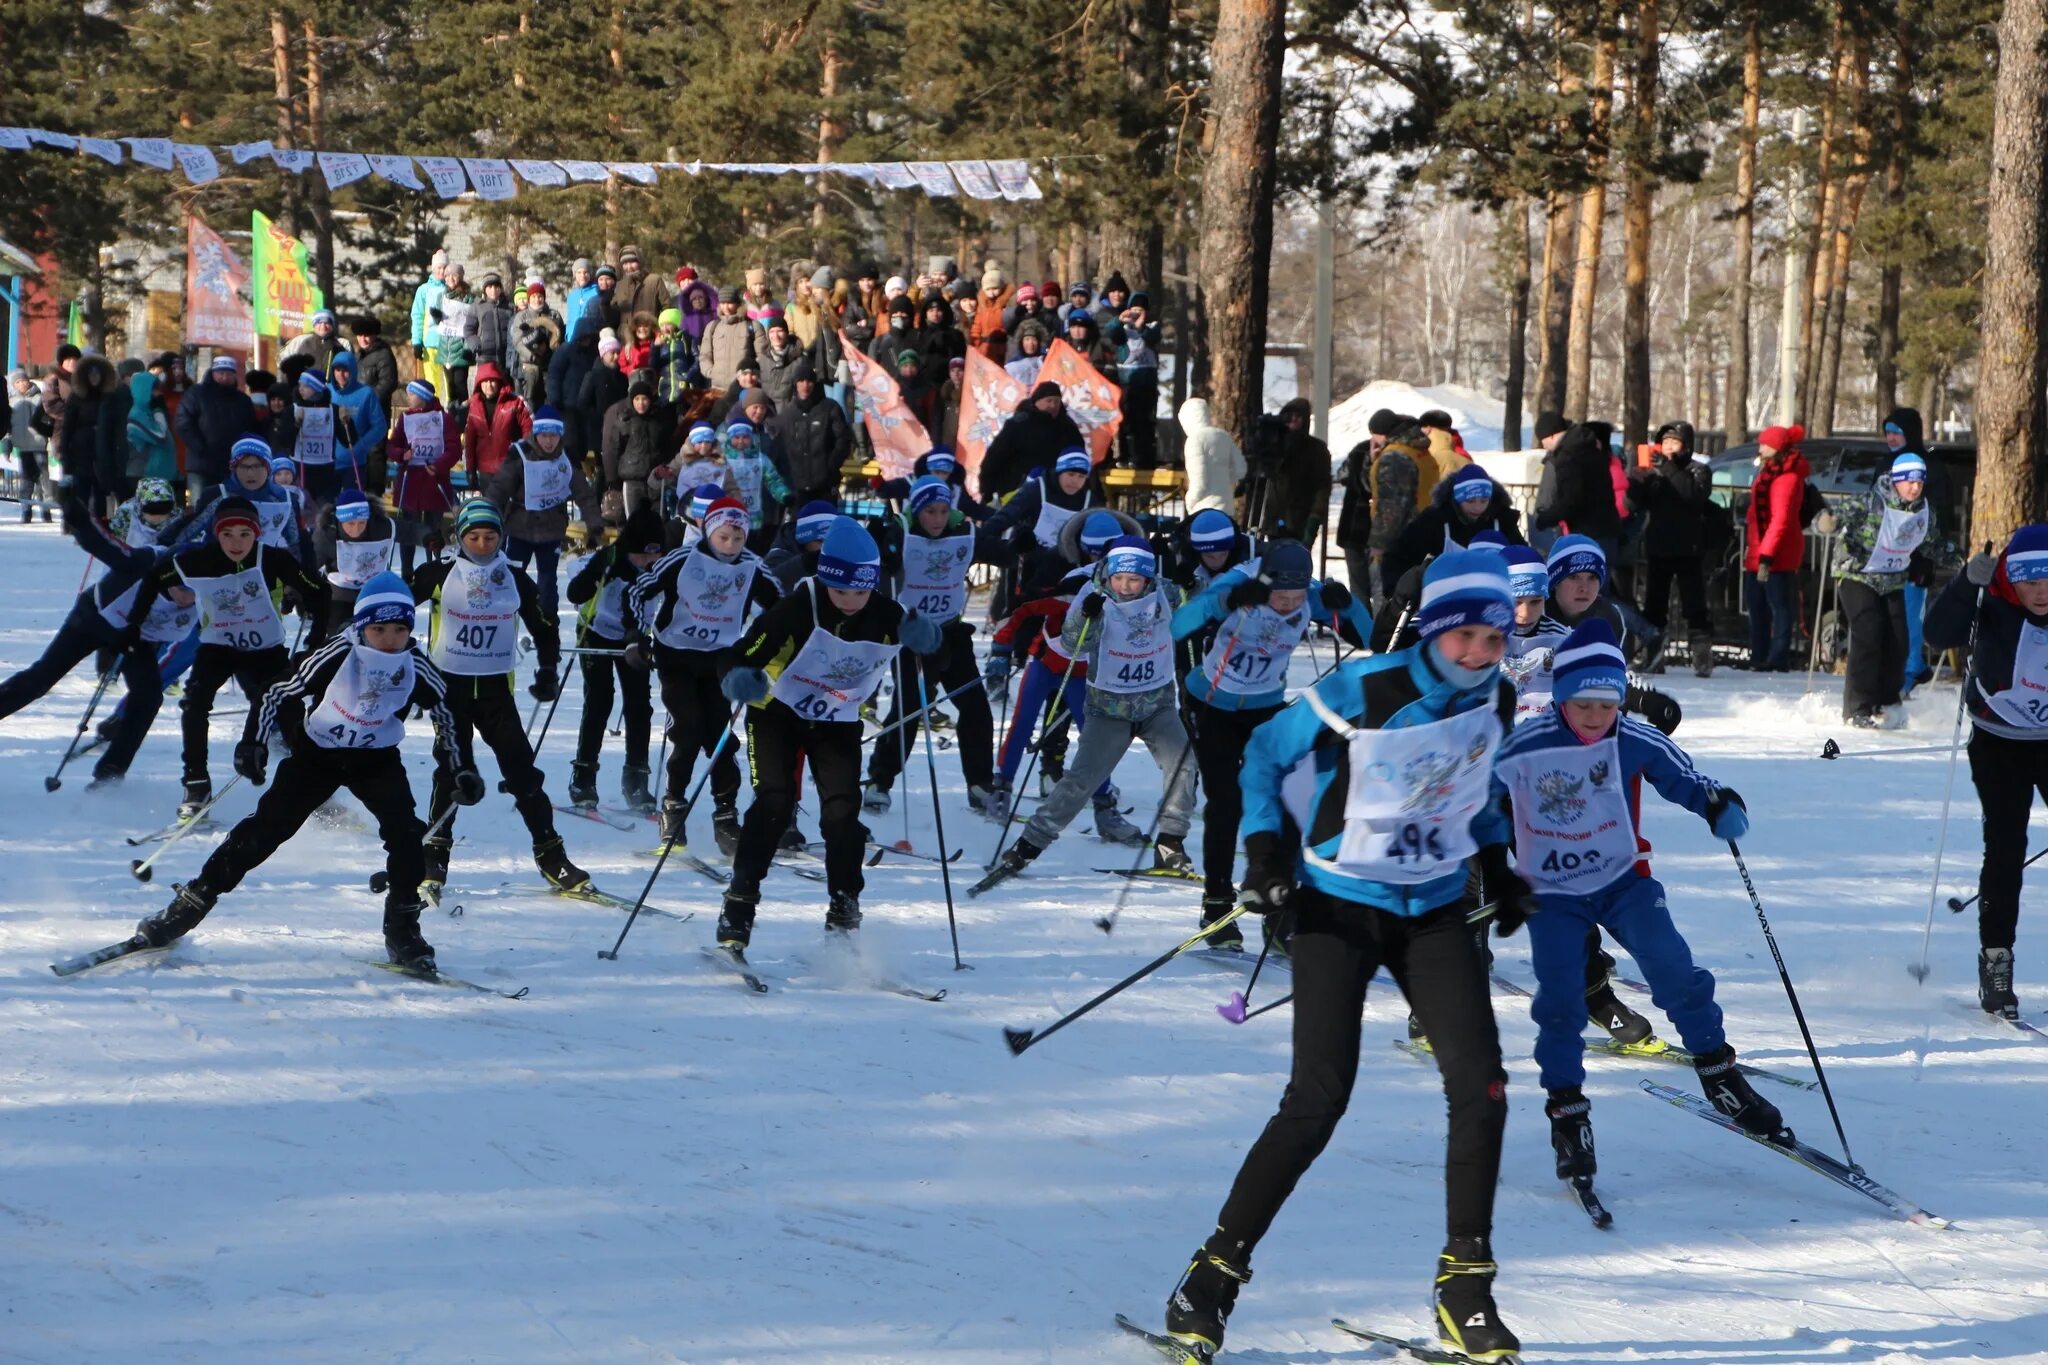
top-left (306, 644), bottom-right (416, 750)
top-left (180, 561), bottom-right (283, 651)
top-left (656, 552), bottom-right (758, 651)
top-left (1984, 619), bottom-right (2048, 730)
top-left (1092, 589), bottom-right (1174, 694)
top-left (1031, 478), bottom-right (1082, 548)
top-left (899, 529), bottom-right (974, 625)
top-left (431, 554), bottom-right (521, 674)
top-left (521, 450), bottom-right (573, 512)
top-left (1503, 632), bottom-right (1557, 723)
top-left (294, 406), bottom-right (335, 466)
top-left (255, 497), bottom-right (293, 550)
top-left (1303, 691), bottom-right (1501, 885)
top-left (329, 534), bottom-right (393, 590)
top-left (770, 586), bottom-right (898, 724)
top-left (1203, 600), bottom-right (1308, 696)
top-left (1497, 733), bottom-right (1640, 894)
top-left (1863, 501), bottom-right (1930, 576)
top-left (401, 411), bottom-right (445, 463)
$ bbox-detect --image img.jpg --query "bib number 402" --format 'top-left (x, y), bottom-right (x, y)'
top-left (1384, 822), bottom-right (1446, 865)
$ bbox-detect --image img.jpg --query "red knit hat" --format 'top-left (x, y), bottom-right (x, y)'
top-left (675, 266), bottom-right (698, 285)
top-left (1757, 424), bottom-right (1804, 454)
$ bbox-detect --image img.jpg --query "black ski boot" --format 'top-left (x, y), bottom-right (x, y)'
top-left (1980, 946), bottom-right (2018, 1019)
top-left (1433, 1236), bottom-right (1520, 1363)
top-left (1695, 1045), bottom-right (1789, 1139)
top-left (1690, 630), bottom-right (1716, 678)
top-left (826, 890), bottom-right (863, 934)
top-left (1154, 834), bottom-right (1196, 876)
top-left (990, 836), bottom-right (1043, 879)
top-left (713, 801), bottom-right (742, 857)
top-left (658, 798), bottom-right (687, 850)
top-left (717, 889), bottom-right (757, 950)
top-left (620, 764), bottom-right (654, 814)
top-left (421, 836), bottom-right (451, 902)
top-left (1586, 980), bottom-right (1654, 1046)
top-left (780, 823), bottom-right (808, 852)
top-left (1200, 894), bottom-right (1243, 950)
top-left (177, 777), bottom-right (212, 823)
top-left (533, 836), bottom-right (591, 892)
top-left (1163, 1248), bottom-right (1250, 1363)
top-left (566, 762), bottom-right (599, 810)
top-left (135, 882), bottom-right (216, 947)
top-left (1547, 1087), bottom-right (1596, 1179)
top-left (1039, 755), bottom-right (1065, 798)
top-left (383, 898), bottom-right (436, 970)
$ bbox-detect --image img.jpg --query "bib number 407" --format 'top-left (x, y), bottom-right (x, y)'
top-left (455, 623), bottom-right (499, 651)
top-left (1384, 822), bottom-right (1446, 866)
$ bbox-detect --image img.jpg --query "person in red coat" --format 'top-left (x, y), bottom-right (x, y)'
top-left (461, 361), bottom-right (533, 486)
top-left (1743, 423), bottom-right (1810, 670)
top-left (386, 380), bottom-right (462, 573)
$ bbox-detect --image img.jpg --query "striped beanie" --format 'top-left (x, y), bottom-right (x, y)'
top-left (455, 500), bottom-right (502, 536)
top-left (1079, 510), bottom-right (1122, 554)
top-left (268, 455), bottom-right (296, 478)
top-left (795, 500), bottom-right (838, 544)
top-left (1187, 507), bottom-right (1236, 552)
top-left (924, 450), bottom-right (958, 475)
top-left (1451, 468), bottom-right (1494, 503)
top-left (1416, 547), bottom-right (1514, 641)
top-left (1888, 451), bottom-right (1928, 485)
top-left (351, 571), bottom-right (416, 628)
top-left (1501, 544), bottom-right (1549, 600)
top-left (816, 517), bottom-right (882, 590)
top-left (1468, 529), bottom-right (1511, 553)
top-left (688, 483), bottom-right (728, 523)
top-left (231, 436), bottom-right (272, 464)
top-left (211, 495), bottom-right (260, 536)
top-left (725, 420), bottom-right (755, 441)
top-left (1102, 535), bottom-right (1158, 581)
top-left (531, 405), bottom-right (566, 438)
top-left (907, 475), bottom-right (952, 514)
top-left (1054, 448), bottom-right (1092, 475)
top-left (687, 424), bottom-right (717, 446)
top-left (1547, 533), bottom-right (1608, 592)
top-left (405, 378), bottom-right (436, 403)
top-left (335, 492), bottom-right (372, 523)
top-left (701, 496), bottom-right (750, 539)
top-left (1552, 619), bottom-right (1629, 703)
top-left (2005, 526), bottom-right (2048, 583)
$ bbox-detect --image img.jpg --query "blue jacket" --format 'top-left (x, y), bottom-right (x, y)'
top-left (1241, 645), bottom-right (1515, 914)
top-left (166, 477), bottom-right (309, 563)
top-left (328, 377), bottom-right (386, 480)
top-left (564, 284), bottom-right (601, 342)
top-left (1171, 570), bottom-right (1373, 711)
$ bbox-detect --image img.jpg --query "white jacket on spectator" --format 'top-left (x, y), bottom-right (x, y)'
top-left (1178, 397), bottom-right (1244, 514)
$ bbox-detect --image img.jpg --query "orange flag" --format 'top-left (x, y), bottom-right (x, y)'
top-left (1037, 338), bottom-right (1123, 465)
top-left (839, 330), bottom-right (932, 481)
top-left (954, 349), bottom-right (1027, 499)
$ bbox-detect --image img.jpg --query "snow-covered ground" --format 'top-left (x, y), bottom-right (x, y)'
top-left (6, 514), bottom-right (2048, 1365)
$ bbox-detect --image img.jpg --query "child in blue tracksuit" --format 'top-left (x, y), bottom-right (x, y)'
top-left (1160, 549), bottom-right (1525, 1365)
top-left (1169, 536), bottom-right (1371, 943)
top-left (1492, 618), bottom-right (1784, 1190)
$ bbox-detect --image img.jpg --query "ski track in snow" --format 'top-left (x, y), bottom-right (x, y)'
top-left (7, 516), bottom-right (2048, 1363)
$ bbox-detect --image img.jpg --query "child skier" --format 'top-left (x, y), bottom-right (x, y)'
top-left (386, 379), bottom-right (461, 574)
top-left (1925, 528), bottom-right (2048, 1017)
top-left (1157, 549), bottom-right (1522, 1365)
top-left (1171, 538), bottom-right (1370, 941)
top-left (314, 489), bottom-right (397, 635)
top-left (1491, 619), bottom-right (1780, 1199)
top-left (980, 536), bottom-right (1198, 887)
top-left (484, 404), bottom-right (601, 620)
top-left (563, 503), bottom-right (665, 814)
top-left (130, 572), bottom-right (480, 969)
top-left (714, 518), bottom-right (942, 946)
top-left (1835, 450), bottom-right (1951, 727)
top-left (1544, 534), bottom-right (1683, 736)
top-left (409, 500), bottom-right (589, 896)
top-left (627, 495), bottom-right (782, 851)
top-left (985, 447), bottom-right (1103, 591)
top-left (167, 437), bottom-right (311, 564)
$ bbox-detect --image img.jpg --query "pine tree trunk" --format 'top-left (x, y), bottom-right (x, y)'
top-left (1726, 9), bottom-right (1760, 440)
top-left (303, 19), bottom-right (335, 305)
top-left (270, 11), bottom-right (298, 237)
top-left (1799, 20), bottom-right (1849, 421)
top-left (605, 0), bottom-right (625, 263)
top-left (1621, 0), bottom-right (1659, 448)
top-left (1874, 8), bottom-right (1913, 422)
top-left (1564, 8), bottom-right (1616, 419)
top-left (813, 44), bottom-right (843, 245)
top-left (1502, 197), bottom-right (1532, 450)
top-left (1198, 0), bottom-right (1286, 443)
top-left (1971, 0), bottom-right (2048, 548)
top-left (1535, 191), bottom-right (1574, 417)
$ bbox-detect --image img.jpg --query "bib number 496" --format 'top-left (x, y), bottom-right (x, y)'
top-left (1384, 822), bottom-right (1446, 866)
top-left (792, 693), bottom-right (836, 720)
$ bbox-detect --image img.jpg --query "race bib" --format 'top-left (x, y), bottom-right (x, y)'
top-left (431, 554), bottom-right (520, 674)
top-left (1863, 502), bottom-right (1929, 576)
top-left (255, 498), bottom-right (294, 550)
top-left (1304, 693), bottom-right (1500, 886)
top-left (1985, 619), bottom-right (2048, 730)
top-left (295, 406), bottom-right (335, 466)
top-left (1204, 599), bottom-right (1307, 696)
top-left (1032, 490), bottom-right (1079, 549)
top-left (330, 534), bottom-right (393, 589)
top-left (180, 562), bottom-right (284, 651)
top-left (771, 626), bottom-right (897, 724)
top-left (1092, 590), bottom-right (1173, 694)
top-left (522, 452), bottom-right (573, 512)
top-left (900, 530), bottom-right (974, 624)
top-left (402, 411), bottom-right (445, 463)
top-left (306, 644), bottom-right (416, 750)
top-left (656, 553), bottom-right (758, 651)
top-left (1498, 734), bottom-right (1640, 893)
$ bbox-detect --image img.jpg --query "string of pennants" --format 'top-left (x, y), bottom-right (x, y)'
top-left (0, 127), bottom-right (1045, 203)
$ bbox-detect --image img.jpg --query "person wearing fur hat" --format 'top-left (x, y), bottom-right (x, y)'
top-left (1743, 424), bottom-right (1810, 671)
top-left (1833, 449), bottom-right (1953, 726)
top-left (1152, 547), bottom-right (1525, 1365)
top-left (1005, 317), bottom-right (1052, 388)
top-left (512, 283), bottom-right (564, 406)
top-left (1384, 465), bottom-right (1528, 589)
top-left (714, 517), bottom-right (943, 949)
top-left (561, 503), bottom-right (666, 816)
top-left (486, 405), bottom-right (602, 618)
top-left (408, 499), bottom-right (588, 898)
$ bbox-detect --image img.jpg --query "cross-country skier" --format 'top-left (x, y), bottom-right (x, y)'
top-left (765, 499), bottom-right (838, 592)
top-left (1157, 548), bottom-right (1524, 1365)
top-left (984, 447), bottom-right (1103, 592)
top-left (484, 404), bottom-right (601, 620)
top-left (313, 489), bottom-right (397, 635)
top-left (130, 572), bottom-right (478, 969)
top-left (165, 437), bottom-right (311, 563)
top-left (563, 503), bottom-right (665, 814)
top-left (1492, 619), bottom-right (1782, 1196)
top-left (1834, 450), bottom-right (1952, 727)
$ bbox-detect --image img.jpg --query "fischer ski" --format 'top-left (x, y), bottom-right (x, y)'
top-left (1332, 1318), bottom-right (1520, 1365)
top-left (700, 944), bottom-right (771, 993)
top-left (1590, 1037), bottom-right (1817, 1090)
top-left (553, 885), bottom-right (696, 921)
top-left (1641, 1081), bottom-right (1949, 1228)
top-left (556, 804), bottom-right (640, 831)
top-left (1113, 1314), bottom-right (1211, 1364)
top-left (366, 960), bottom-right (530, 999)
top-left (51, 937), bottom-right (169, 976)
top-left (1952, 1001), bottom-right (2048, 1041)
top-left (1096, 866), bottom-right (1204, 882)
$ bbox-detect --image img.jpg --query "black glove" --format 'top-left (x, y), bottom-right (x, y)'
top-left (452, 765), bottom-right (487, 806)
top-left (622, 640), bottom-right (651, 672)
top-left (1078, 591), bottom-right (1105, 620)
top-left (1226, 577), bottom-right (1272, 611)
top-left (527, 665), bottom-right (559, 702)
top-left (1633, 686), bottom-right (1683, 736)
top-left (1907, 553), bottom-right (1934, 588)
top-left (1476, 843), bottom-right (1539, 938)
top-left (1966, 551), bottom-right (1997, 587)
top-left (1319, 580), bottom-right (1352, 612)
top-left (232, 739), bottom-right (268, 787)
top-left (1241, 832), bottom-right (1294, 911)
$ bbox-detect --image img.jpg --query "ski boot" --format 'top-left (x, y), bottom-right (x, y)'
top-left (620, 764), bottom-right (655, 814)
top-left (713, 801), bottom-right (742, 857)
top-left (135, 882), bottom-right (216, 947)
top-left (566, 761), bottom-right (599, 810)
top-left (1546, 1087), bottom-right (1596, 1179)
top-left (657, 798), bottom-right (687, 850)
top-left (717, 889), bottom-right (757, 950)
top-left (1433, 1236), bottom-right (1520, 1363)
top-left (1200, 894), bottom-right (1243, 950)
top-left (383, 897), bottom-right (437, 970)
top-left (860, 782), bottom-right (891, 814)
top-left (1690, 630), bottom-right (1716, 678)
top-left (1586, 979), bottom-right (1654, 1046)
top-left (1163, 1248), bottom-right (1250, 1363)
top-left (1154, 834), bottom-right (1195, 876)
top-left (1094, 799), bottom-right (1146, 846)
top-left (1407, 1011), bottom-right (1428, 1042)
top-left (1695, 1045), bottom-right (1789, 1139)
top-left (1038, 755), bottom-right (1066, 798)
top-left (779, 823), bottom-right (809, 853)
top-left (420, 836), bottom-right (451, 905)
top-left (177, 777), bottom-right (212, 823)
top-left (975, 836), bottom-right (1043, 893)
top-left (1980, 946), bottom-right (2019, 1019)
top-left (968, 783), bottom-right (1007, 822)
top-left (826, 890), bottom-right (863, 934)
top-left (533, 836), bottom-right (591, 893)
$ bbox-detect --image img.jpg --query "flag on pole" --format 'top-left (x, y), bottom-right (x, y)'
top-left (954, 349), bottom-right (1027, 499)
top-left (250, 209), bottom-right (324, 339)
top-left (185, 215), bottom-right (251, 349)
top-left (1036, 339), bottom-right (1123, 464)
top-left (838, 330), bottom-right (932, 482)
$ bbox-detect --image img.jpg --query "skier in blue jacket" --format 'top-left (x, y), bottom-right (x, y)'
top-left (1492, 618), bottom-right (1783, 1197)
top-left (1158, 547), bottom-right (1526, 1365)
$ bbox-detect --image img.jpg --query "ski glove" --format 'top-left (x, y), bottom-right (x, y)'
top-left (1318, 580), bottom-right (1352, 612)
top-left (1078, 591), bottom-right (1106, 620)
top-left (721, 666), bottom-right (770, 704)
top-left (983, 649), bottom-right (1012, 685)
top-left (232, 739), bottom-right (268, 787)
top-left (1476, 843), bottom-right (1539, 938)
top-left (900, 611), bottom-right (943, 656)
top-left (527, 665), bottom-right (559, 703)
top-left (452, 765), bottom-right (487, 806)
top-left (1226, 577), bottom-right (1273, 611)
top-left (1630, 685), bottom-right (1683, 736)
top-left (1241, 832), bottom-right (1294, 911)
top-left (1707, 786), bottom-right (1749, 841)
top-left (1966, 552), bottom-right (1998, 587)
top-left (621, 641), bottom-right (651, 672)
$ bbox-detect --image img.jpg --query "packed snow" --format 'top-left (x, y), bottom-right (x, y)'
top-left (5, 514), bottom-right (2048, 1364)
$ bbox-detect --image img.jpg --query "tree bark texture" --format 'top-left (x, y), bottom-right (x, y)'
top-left (1564, 8), bottom-right (1616, 419)
top-left (1726, 9), bottom-right (1761, 440)
top-left (1874, 5), bottom-right (1914, 422)
top-left (1503, 197), bottom-right (1532, 450)
top-left (1620, 0), bottom-right (1659, 448)
top-left (1814, 44), bottom-right (1872, 435)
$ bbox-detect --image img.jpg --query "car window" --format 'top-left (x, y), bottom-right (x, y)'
top-left (1834, 446), bottom-right (1889, 486)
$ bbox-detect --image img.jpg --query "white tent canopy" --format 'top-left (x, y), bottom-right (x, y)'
top-left (1327, 379), bottom-right (1509, 459)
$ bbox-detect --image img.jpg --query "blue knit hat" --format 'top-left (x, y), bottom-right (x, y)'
top-left (2005, 526), bottom-right (2048, 583)
top-left (816, 518), bottom-right (882, 590)
top-left (725, 420), bottom-right (755, 441)
top-left (907, 476), bottom-right (952, 514)
top-left (1468, 530), bottom-right (1511, 553)
top-left (687, 423), bottom-right (717, 446)
top-left (795, 500), bottom-right (838, 544)
top-left (1501, 544), bottom-right (1549, 600)
top-left (1552, 618), bottom-right (1629, 703)
top-left (688, 483), bottom-right (727, 523)
top-left (1416, 548), bottom-right (1514, 641)
top-left (455, 500), bottom-right (502, 536)
top-left (531, 405), bottom-right (565, 438)
top-left (1101, 535), bottom-right (1157, 581)
top-left (405, 378), bottom-right (436, 403)
top-left (268, 455), bottom-right (295, 477)
top-left (351, 571), bottom-right (416, 628)
top-left (335, 491), bottom-right (372, 523)
top-left (1888, 451), bottom-right (1928, 485)
top-left (925, 450), bottom-right (958, 475)
top-left (1547, 534), bottom-right (1608, 592)
top-left (231, 436), bottom-right (272, 464)
top-left (1451, 468), bottom-right (1494, 503)
top-left (1260, 539), bottom-right (1312, 590)
top-left (1054, 448), bottom-right (1091, 475)
top-left (1187, 507), bottom-right (1236, 552)
top-left (1079, 510), bottom-right (1121, 554)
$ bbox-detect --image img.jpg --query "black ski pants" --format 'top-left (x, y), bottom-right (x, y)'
top-left (868, 620), bottom-right (993, 792)
top-left (429, 678), bottom-right (557, 849)
top-left (649, 644), bottom-right (738, 807)
top-left (1969, 728), bottom-right (2048, 951)
top-left (1839, 579), bottom-right (1907, 718)
top-left (731, 700), bottom-right (864, 902)
top-left (1641, 555), bottom-right (1710, 632)
top-left (1205, 888), bottom-right (1506, 1267)
top-left (1189, 697), bottom-right (1282, 900)
top-left (192, 744), bottom-right (425, 913)
top-left (573, 630), bottom-right (654, 776)
top-left (0, 606), bottom-right (160, 778)
top-left (182, 643), bottom-right (289, 785)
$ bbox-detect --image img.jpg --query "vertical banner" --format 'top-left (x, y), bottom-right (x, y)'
top-left (954, 349), bottom-right (1026, 499)
top-left (1037, 339), bottom-right (1123, 464)
top-left (186, 215), bottom-right (251, 349)
top-left (250, 209), bottom-right (324, 340)
top-left (838, 330), bottom-right (932, 482)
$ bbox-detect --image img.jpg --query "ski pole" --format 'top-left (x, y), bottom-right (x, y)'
top-left (1003, 903), bottom-right (1252, 1055)
top-left (914, 666), bottom-right (969, 971)
top-left (130, 775), bottom-right (243, 882)
top-left (1950, 845), bottom-right (2048, 913)
top-left (863, 674), bottom-right (989, 748)
top-left (1240, 991), bottom-right (1292, 1022)
top-left (560, 646), bottom-right (627, 657)
top-left (1818, 739), bottom-right (1959, 761)
top-left (1218, 932), bottom-right (1275, 1023)
top-left (894, 658), bottom-right (914, 852)
top-left (598, 700), bottom-right (744, 961)
top-left (1805, 532), bottom-right (1834, 692)
top-left (45, 664), bottom-right (117, 792)
top-left (1910, 558), bottom-right (1986, 983)
top-left (1728, 840), bottom-right (1856, 1168)
top-left (987, 618), bottom-right (1091, 869)
top-left (529, 649), bottom-right (584, 756)
top-left (1094, 724), bottom-right (1200, 934)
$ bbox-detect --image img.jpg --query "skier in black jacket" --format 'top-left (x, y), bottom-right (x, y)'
top-left (1627, 420), bottom-right (1716, 676)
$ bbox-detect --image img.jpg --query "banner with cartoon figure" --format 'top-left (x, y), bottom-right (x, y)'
top-left (251, 209), bottom-right (324, 340)
top-left (1037, 338), bottom-right (1123, 465)
top-left (838, 329), bottom-right (931, 482)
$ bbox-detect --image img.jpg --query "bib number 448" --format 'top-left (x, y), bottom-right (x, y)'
top-left (1116, 659), bottom-right (1157, 686)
